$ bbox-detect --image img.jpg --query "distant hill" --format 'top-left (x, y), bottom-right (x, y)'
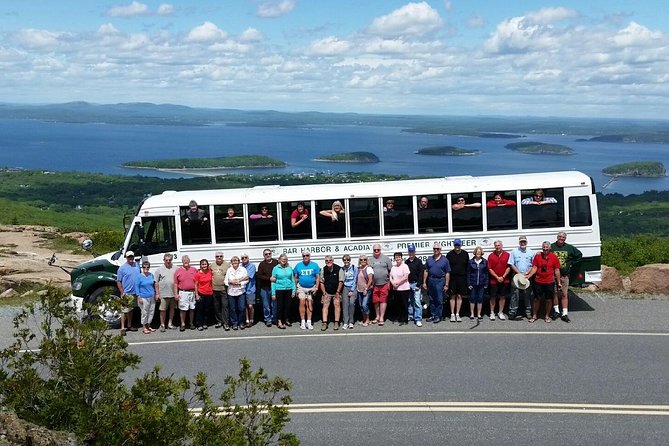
top-left (602, 161), bottom-right (666, 177)
top-left (505, 142), bottom-right (575, 155)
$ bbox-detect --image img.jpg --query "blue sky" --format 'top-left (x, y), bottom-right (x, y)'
top-left (1, 0), bottom-right (668, 118)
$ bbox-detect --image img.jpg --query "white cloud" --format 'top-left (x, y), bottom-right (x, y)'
top-left (611, 22), bottom-right (663, 47)
top-left (525, 7), bottom-right (577, 25)
top-left (257, 0), bottom-right (296, 18)
top-left (186, 22), bottom-right (227, 43)
top-left (239, 27), bottom-right (263, 42)
top-left (106, 1), bottom-right (149, 18)
top-left (97, 24), bottom-right (120, 36)
top-left (306, 36), bottom-right (352, 56)
top-left (157, 4), bottom-right (175, 16)
top-left (368, 2), bottom-right (443, 37)
top-left (13, 29), bottom-right (62, 49)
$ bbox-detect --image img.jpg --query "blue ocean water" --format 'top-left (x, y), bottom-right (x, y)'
top-left (1, 119), bottom-right (667, 195)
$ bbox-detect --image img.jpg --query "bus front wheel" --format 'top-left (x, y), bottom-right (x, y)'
top-left (87, 286), bottom-right (122, 329)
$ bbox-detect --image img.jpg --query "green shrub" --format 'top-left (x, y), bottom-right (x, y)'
top-left (602, 236), bottom-right (669, 275)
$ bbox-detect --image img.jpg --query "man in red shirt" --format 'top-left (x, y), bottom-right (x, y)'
top-left (487, 240), bottom-right (510, 320)
top-left (173, 255), bottom-right (197, 331)
top-left (527, 242), bottom-right (561, 323)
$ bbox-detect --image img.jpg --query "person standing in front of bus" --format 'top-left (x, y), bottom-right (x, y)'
top-left (369, 244), bottom-right (392, 326)
top-left (467, 247), bottom-right (489, 321)
top-left (405, 245), bottom-right (424, 327)
top-left (423, 243), bottom-right (450, 324)
top-left (446, 239), bottom-right (468, 322)
top-left (194, 259), bottom-right (214, 331)
top-left (320, 255), bottom-right (344, 331)
top-left (155, 253), bottom-right (176, 331)
top-left (136, 260), bottom-right (157, 334)
top-left (527, 241), bottom-right (561, 323)
top-left (271, 254), bottom-right (296, 329)
top-left (390, 252), bottom-right (411, 326)
top-left (212, 251), bottom-right (231, 330)
top-left (173, 255), bottom-right (197, 332)
top-left (340, 255), bottom-right (357, 330)
top-left (116, 251), bottom-right (139, 336)
top-left (550, 231), bottom-right (582, 322)
top-left (257, 249), bottom-right (279, 327)
top-left (487, 240), bottom-right (510, 320)
top-left (356, 256), bottom-right (374, 326)
top-left (225, 256), bottom-right (249, 330)
top-left (508, 236), bottom-right (535, 320)
top-left (241, 254), bottom-right (256, 328)
top-left (294, 251), bottom-right (320, 330)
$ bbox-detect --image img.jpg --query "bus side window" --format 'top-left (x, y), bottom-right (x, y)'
top-left (214, 205), bottom-right (245, 243)
top-left (282, 201), bottom-right (312, 240)
top-left (521, 188), bottom-right (564, 229)
top-left (350, 198), bottom-right (379, 237)
top-left (140, 216), bottom-right (177, 255)
top-left (316, 200), bottom-right (346, 239)
top-left (383, 196), bottom-right (413, 235)
top-left (486, 191), bottom-right (518, 231)
top-left (180, 206), bottom-right (212, 245)
top-left (569, 196), bottom-right (592, 227)
top-left (418, 194), bottom-right (448, 234)
top-left (249, 204), bottom-right (278, 242)
top-left (451, 193), bottom-right (483, 232)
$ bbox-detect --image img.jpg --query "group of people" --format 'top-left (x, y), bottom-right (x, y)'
top-left (115, 231), bottom-right (581, 336)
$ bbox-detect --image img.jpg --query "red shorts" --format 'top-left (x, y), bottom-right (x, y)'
top-left (372, 283), bottom-right (389, 304)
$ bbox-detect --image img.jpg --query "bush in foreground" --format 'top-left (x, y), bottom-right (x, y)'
top-left (0, 286), bottom-right (298, 445)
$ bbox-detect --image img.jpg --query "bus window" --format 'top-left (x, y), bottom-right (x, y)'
top-left (180, 205), bottom-right (211, 245)
top-left (350, 198), bottom-right (379, 237)
top-left (383, 196), bottom-right (413, 235)
top-left (569, 196), bottom-right (592, 227)
top-left (521, 188), bottom-right (564, 229)
top-left (451, 193), bottom-right (483, 232)
top-left (486, 191), bottom-right (518, 231)
top-left (214, 205), bottom-right (245, 243)
top-left (418, 194), bottom-right (448, 234)
top-left (282, 201), bottom-right (312, 240)
top-left (316, 200), bottom-right (346, 239)
top-left (249, 204), bottom-right (278, 242)
top-left (128, 216), bottom-right (177, 256)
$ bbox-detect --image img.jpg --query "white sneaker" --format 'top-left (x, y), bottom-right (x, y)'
top-left (450, 314), bottom-right (456, 322)
top-left (348, 323), bottom-right (354, 329)
top-left (456, 314), bottom-right (462, 322)
top-left (300, 321), bottom-right (306, 330)
top-left (490, 313), bottom-right (496, 321)
top-left (498, 313), bottom-right (506, 320)
top-left (342, 323), bottom-right (348, 330)
top-left (306, 321), bottom-right (314, 330)
top-left (416, 321), bottom-right (423, 327)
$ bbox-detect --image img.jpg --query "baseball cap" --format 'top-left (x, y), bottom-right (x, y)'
top-left (453, 239), bottom-right (462, 246)
top-left (407, 245), bottom-right (416, 251)
top-left (519, 236), bottom-right (527, 242)
top-left (125, 251), bottom-right (135, 257)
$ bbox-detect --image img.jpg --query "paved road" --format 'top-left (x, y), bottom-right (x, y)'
top-left (123, 294), bottom-right (669, 445)
top-left (3, 293), bottom-right (668, 444)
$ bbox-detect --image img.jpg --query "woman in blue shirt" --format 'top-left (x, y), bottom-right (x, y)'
top-left (271, 254), bottom-right (296, 329)
top-left (135, 260), bottom-right (157, 334)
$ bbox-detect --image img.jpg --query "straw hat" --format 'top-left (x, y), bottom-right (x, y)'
top-left (513, 273), bottom-right (530, 290)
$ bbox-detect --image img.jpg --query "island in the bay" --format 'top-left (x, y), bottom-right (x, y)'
top-left (415, 146), bottom-right (480, 156)
top-left (123, 155), bottom-right (287, 170)
top-left (576, 134), bottom-right (669, 144)
top-left (602, 161), bottom-right (666, 177)
top-left (313, 151), bottom-right (380, 163)
top-left (505, 142), bottom-right (575, 155)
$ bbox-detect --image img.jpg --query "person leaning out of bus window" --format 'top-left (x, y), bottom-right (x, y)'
top-left (383, 199), bottom-right (397, 214)
top-left (319, 200), bottom-right (344, 222)
top-left (136, 260), bottom-right (157, 334)
top-left (486, 192), bottom-right (517, 208)
top-left (521, 189), bottom-right (557, 205)
top-left (451, 196), bottom-right (482, 211)
top-left (418, 196), bottom-right (429, 211)
top-left (225, 206), bottom-right (241, 219)
top-left (291, 201), bottom-right (310, 229)
top-left (467, 247), bottom-right (488, 321)
top-left (184, 200), bottom-right (208, 224)
top-left (250, 205), bottom-right (273, 219)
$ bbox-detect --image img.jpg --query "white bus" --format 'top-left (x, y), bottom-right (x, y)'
top-left (69, 171), bottom-right (601, 325)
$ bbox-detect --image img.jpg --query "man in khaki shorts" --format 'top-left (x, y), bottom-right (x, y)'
top-left (293, 250), bottom-right (320, 330)
top-left (155, 253), bottom-right (177, 331)
top-left (173, 255), bottom-right (197, 331)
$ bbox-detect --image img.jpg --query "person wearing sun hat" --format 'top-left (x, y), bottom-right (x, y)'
top-left (507, 235), bottom-right (535, 320)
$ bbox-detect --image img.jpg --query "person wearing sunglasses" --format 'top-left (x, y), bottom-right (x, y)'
top-left (136, 260), bottom-right (157, 335)
top-left (527, 241), bottom-right (561, 323)
top-left (294, 250), bottom-right (320, 330)
top-left (155, 253), bottom-right (177, 332)
top-left (521, 189), bottom-right (557, 205)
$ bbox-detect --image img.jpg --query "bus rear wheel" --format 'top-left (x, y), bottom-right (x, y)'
top-left (87, 286), bottom-right (122, 329)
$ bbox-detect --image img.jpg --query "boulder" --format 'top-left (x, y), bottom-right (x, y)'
top-left (0, 288), bottom-right (18, 299)
top-left (629, 264), bottom-right (669, 294)
top-left (0, 411), bottom-right (80, 446)
top-left (599, 265), bottom-right (624, 291)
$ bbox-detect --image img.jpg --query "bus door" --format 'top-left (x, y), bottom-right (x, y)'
top-left (125, 215), bottom-right (178, 267)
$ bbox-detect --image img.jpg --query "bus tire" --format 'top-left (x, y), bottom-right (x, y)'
top-left (87, 286), bottom-right (122, 329)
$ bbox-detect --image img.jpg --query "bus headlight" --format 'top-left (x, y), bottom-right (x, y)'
top-left (73, 281), bottom-right (83, 291)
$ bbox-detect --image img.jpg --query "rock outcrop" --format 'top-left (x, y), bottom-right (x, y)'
top-left (629, 264), bottom-right (669, 294)
top-left (599, 265), bottom-right (624, 291)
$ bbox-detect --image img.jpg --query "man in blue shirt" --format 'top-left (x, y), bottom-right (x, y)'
top-left (422, 242), bottom-right (451, 323)
top-left (241, 254), bottom-right (256, 328)
top-left (508, 235), bottom-right (535, 319)
top-left (294, 250), bottom-right (320, 330)
top-left (116, 250), bottom-right (140, 335)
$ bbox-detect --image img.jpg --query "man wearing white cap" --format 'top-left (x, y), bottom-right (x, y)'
top-left (116, 251), bottom-right (139, 335)
top-left (507, 236), bottom-right (535, 320)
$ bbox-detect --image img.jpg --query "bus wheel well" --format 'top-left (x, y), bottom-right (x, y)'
top-left (87, 285), bottom-right (122, 329)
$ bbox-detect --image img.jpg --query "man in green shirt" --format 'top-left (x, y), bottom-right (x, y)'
top-left (550, 231), bottom-right (582, 322)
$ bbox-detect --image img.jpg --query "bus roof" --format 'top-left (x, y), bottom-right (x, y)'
top-left (140, 170), bottom-right (593, 209)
